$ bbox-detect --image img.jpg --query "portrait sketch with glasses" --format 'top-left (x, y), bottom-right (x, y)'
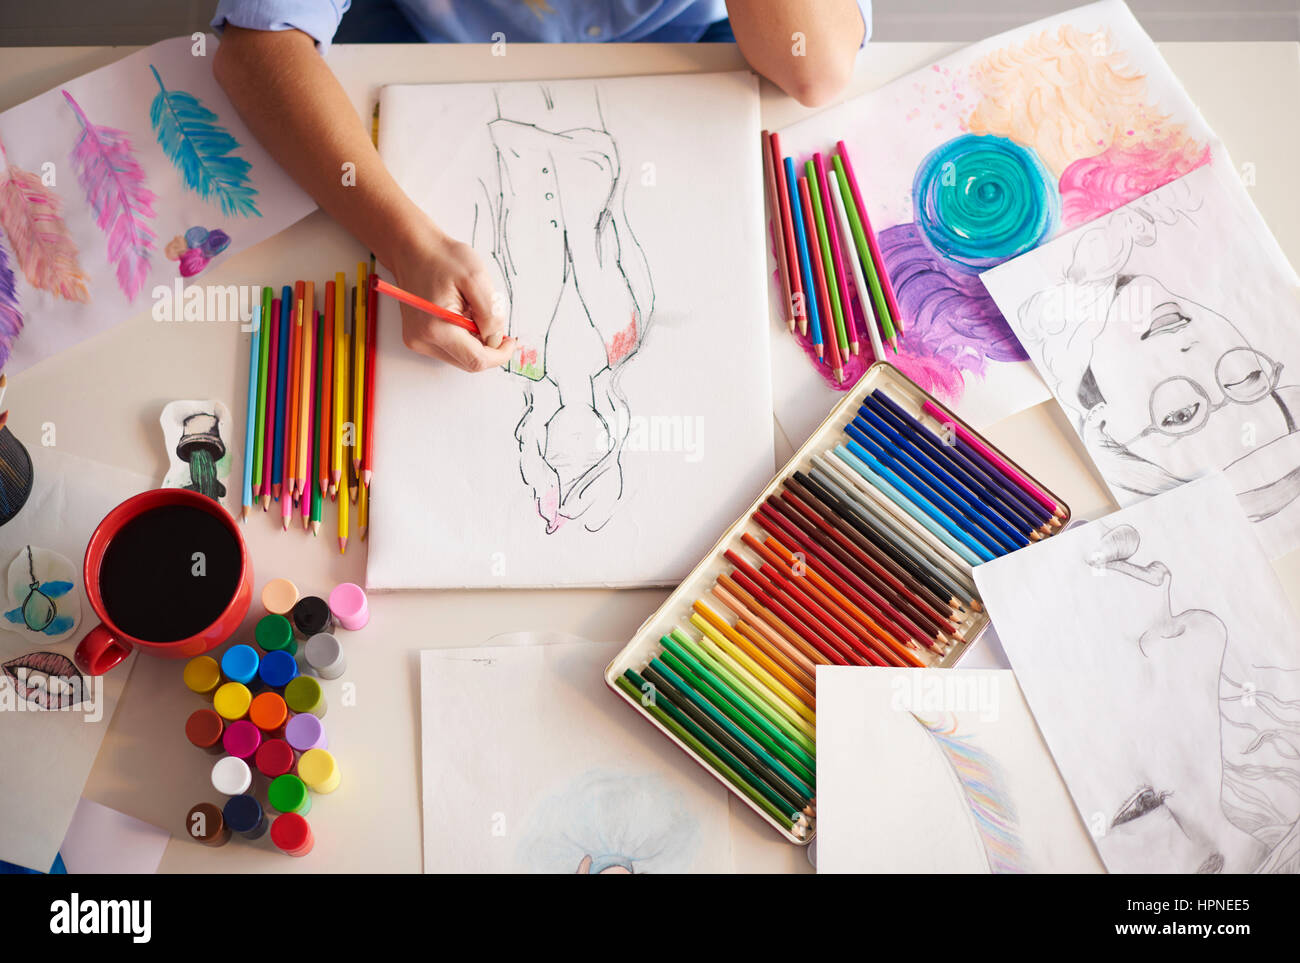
top-left (983, 161), bottom-right (1300, 558)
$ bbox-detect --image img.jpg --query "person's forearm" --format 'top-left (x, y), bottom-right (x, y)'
top-left (212, 25), bottom-right (432, 271)
top-left (725, 0), bottom-right (864, 107)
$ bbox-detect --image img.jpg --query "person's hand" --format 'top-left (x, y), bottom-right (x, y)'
top-left (393, 225), bottom-right (516, 372)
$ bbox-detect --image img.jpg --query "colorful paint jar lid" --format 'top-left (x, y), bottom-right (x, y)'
top-left (258, 649), bottom-right (299, 689)
top-left (183, 655), bottom-right (222, 695)
top-left (185, 802), bottom-right (229, 847)
top-left (284, 713), bottom-right (327, 752)
top-left (328, 582), bottom-right (368, 631)
top-left (220, 644), bottom-right (261, 686)
top-left (292, 596), bottom-right (333, 638)
top-left (304, 632), bottom-right (346, 680)
top-left (297, 748), bottom-right (340, 794)
top-left (261, 578), bottom-right (300, 616)
top-left (221, 719), bottom-right (262, 760)
top-left (222, 794), bottom-right (265, 835)
top-left (255, 613), bottom-right (296, 655)
top-left (270, 812), bottom-right (314, 857)
top-left (268, 773), bottom-right (311, 815)
top-left (249, 691), bottom-right (288, 732)
top-left (213, 682), bottom-right (252, 721)
top-left (185, 708), bottom-right (225, 750)
top-left (254, 738), bottom-right (296, 779)
top-left (211, 755), bottom-right (252, 796)
top-left (284, 675), bottom-right (324, 716)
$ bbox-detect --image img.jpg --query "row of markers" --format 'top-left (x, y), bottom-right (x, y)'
top-left (761, 131), bottom-right (904, 384)
top-left (615, 383), bottom-right (1065, 839)
top-left (240, 262), bottom-right (378, 555)
top-left (182, 578), bottom-right (368, 856)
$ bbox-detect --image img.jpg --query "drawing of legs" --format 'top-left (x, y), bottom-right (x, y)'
top-left (478, 86), bottom-right (653, 534)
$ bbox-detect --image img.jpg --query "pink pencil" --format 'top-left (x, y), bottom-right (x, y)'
top-left (260, 297), bottom-right (281, 511)
top-left (770, 132), bottom-right (805, 335)
top-left (301, 310), bottom-right (319, 531)
top-left (837, 139), bottom-right (904, 337)
top-left (813, 152), bottom-right (858, 357)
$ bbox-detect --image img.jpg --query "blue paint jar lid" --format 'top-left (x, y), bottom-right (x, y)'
top-left (258, 649), bottom-right (299, 689)
top-left (220, 644), bottom-right (261, 686)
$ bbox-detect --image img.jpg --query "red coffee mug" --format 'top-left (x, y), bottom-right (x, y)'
top-left (76, 488), bottom-right (253, 676)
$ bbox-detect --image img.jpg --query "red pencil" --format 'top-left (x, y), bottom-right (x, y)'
top-left (362, 267), bottom-right (378, 489)
top-left (770, 132), bottom-right (805, 336)
top-left (370, 275), bottom-right (479, 337)
top-left (260, 297), bottom-right (281, 511)
top-left (761, 130), bottom-right (795, 334)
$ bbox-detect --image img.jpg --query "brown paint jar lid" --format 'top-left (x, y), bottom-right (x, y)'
top-left (185, 708), bottom-right (225, 750)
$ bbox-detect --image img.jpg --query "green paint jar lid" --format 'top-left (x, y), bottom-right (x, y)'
top-left (255, 614), bottom-right (297, 655)
top-left (283, 675), bottom-right (324, 716)
top-left (268, 773), bottom-right (311, 815)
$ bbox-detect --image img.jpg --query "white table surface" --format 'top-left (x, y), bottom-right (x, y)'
top-left (5, 39), bottom-right (1300, 874)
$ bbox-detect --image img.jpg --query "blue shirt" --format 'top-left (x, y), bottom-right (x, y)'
top-left (213, 1), bottom-right (871, 54)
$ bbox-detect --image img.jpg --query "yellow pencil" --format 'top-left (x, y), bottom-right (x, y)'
top-left (338, 455), bottom-right (350, 554)
top-left (296, 289), bottom-right (314, 497)
top-left (331, 272), bottom-right (346, 498)
top-left (352, 261), bottom-right (367, 490)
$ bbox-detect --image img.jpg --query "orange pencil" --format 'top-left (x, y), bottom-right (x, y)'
top-left (320, 280), bottom-right (334, 499)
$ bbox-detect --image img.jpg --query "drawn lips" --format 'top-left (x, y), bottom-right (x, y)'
top-left (2, 652), bottom-right (86, 709)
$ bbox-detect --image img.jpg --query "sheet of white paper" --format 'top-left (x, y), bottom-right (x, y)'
top-left (369, 73), bottom-right (774, 587)
top-left (60, 799), bottom-right (169, 875)
top-left (974, 474), bottom-right (1300, 874)
top-left (982, 162), bottom-right (1300, 558)
top-left (0, 445), bottom-right (150, 871)
top-left (816, 666), bottom-right (1103, 873)
top-left (419, 638), bottom-right (735, 873)
top-left (0, 35), bottom-right (315, 374)
top-left (770, 0), bottom-right (1219, 445)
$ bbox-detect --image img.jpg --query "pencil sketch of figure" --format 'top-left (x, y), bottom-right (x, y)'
top-left (1015, 177), bottom-right (1300, 529)
top-left (515, 769), bottom-right (699, 874)
top-left (474, 85), bottom-right (654, 535)
top-left (1088, 524), bottom-right (1300, 873)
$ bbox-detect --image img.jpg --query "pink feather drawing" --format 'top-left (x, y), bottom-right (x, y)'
top-left (63, 90), bottom-right (157, 301)
top-left (0, 139), bottom-right (89, 303)
top-left (0, 229), bottom-right (22, 369)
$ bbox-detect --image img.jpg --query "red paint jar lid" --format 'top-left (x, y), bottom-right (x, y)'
top-left (255, 738), bottom-right (296, 779)
top-left (270, 812), bottom-right (314, 856)
top-left (185, 709), bottom-right (225, 750)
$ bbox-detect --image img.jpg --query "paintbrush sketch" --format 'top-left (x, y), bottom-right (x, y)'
top-left (472, 85), bottom-right (654, 535)
top-left (1087, 523), bottom-right (1300, 873)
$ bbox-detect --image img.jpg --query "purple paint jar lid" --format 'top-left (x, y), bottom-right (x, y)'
top-left (222, 719), bottom-right (263, 760)
top-left (285, 712), bottom-right (327, 752)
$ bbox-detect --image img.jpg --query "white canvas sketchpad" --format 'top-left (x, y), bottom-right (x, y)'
top-left (815, 667), bottom-right (1103, 874)
top-left (0, 35), bottom-right (315, 374)
top-left (975, 475), bottom-right (1300, 874)
top-left (770, 0), bottom-right (1219, 444)
top-left (982, 162), bottom-right (1300, 558)
top-left (369, 73), bottom-right (774, 588)
top-left (419, 638), bottom-right (734, 873)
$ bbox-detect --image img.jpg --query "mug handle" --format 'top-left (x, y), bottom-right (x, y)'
top-left (75, 623), bottom-right (133, 676)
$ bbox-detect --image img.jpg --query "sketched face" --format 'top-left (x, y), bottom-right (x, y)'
top-left (1089, 276), bottom-right (1289, 471)
top-left (2, 652), bottom-right (86, 710)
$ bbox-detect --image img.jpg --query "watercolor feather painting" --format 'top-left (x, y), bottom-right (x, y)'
top-left (0, 141), bottom-right (88, 304)
top-left (771, 0), bottom-right (1218, 442)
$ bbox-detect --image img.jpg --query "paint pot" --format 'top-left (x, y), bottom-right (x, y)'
top-left (268, 773), bottom-right (311, 815)
top-left (254, 738), bottom-right (296, 779)
top-left (284, 675), bottom-right (325, 718)
top-left (261, 578), bottom-right (299, 616)
top-left (270, 812), bottom-right (314, 857)
top-left (221, 719), bottom-right (262, 761)
top-left (258, 649), bottom-right (299, 689)
top-left (211, 755), bottom-right (252, 796)
top-left (185, 802), bottom-right (230, 847)
top-left (249, 691), bottom-right (288, 736)
top-left (327, 582), bottom-right (368, 631)
top-left (183, 655), bottom-right (222, 698)
top-left (213, 681), bottom-right (252, 721)
top-left (284, 712), bottom-right (327, 752)
top-left (292, 595), bottom-right (334, 639)
top-left (255, 613), bottom-right (296, 656)
top-left (304, 632), bottom-right (346, 680)
top-left (185, 708), bottom-right (225, 754)
top-left (220, 643), bottom-right (261, 687)
top-left (297, 748), bottom-right (340, 794)
top-left (222, 794), bottom-right (268, 840)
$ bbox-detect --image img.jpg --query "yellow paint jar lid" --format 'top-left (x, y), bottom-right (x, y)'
top-left (183, 655), bottom-right (222, 695)
top-left (213, 681), bottom-right (252, 721)
top-left (297, 748), bottom-right (340, 794)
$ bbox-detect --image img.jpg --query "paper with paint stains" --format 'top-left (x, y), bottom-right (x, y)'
top-left (369, 73), bottom-right (774, 587)
top-left (770, 0), bottom-right (1219, 445)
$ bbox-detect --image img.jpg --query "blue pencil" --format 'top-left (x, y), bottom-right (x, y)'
top-left (240, 302), bottom-right (261, 522)
top-left (271, 286), bottom-right (291, 500)
top-left (784, 156), bottom-right (822, 355)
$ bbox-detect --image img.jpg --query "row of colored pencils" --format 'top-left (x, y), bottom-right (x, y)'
top-left (616, 381), bottom-right (1066, 837)
top-left (762, 132), bottom-right (905, 384)
top-left (240, 261), bottom-right (378, 555)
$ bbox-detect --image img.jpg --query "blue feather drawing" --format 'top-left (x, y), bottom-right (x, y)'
top-left (148, 65), bottom-right (261, 218)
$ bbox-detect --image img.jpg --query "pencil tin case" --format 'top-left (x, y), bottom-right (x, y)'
top-left (605, 362), bottom-right (1070, 845)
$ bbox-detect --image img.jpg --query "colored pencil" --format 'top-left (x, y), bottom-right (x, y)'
top-left (338, 423), bottom-right (351, 555)
top-left (296, 297), bottom-right (315, 499)
top-left (828, 170), bottom-right (885, 363)
top-left (240, 301), bottom-right (261, 521)
top-left (331, 273), bottom-right (346, 497)
top-left (769, 134), bottom-right (804, 334)
top-left (761, 130), bottom-right (795, 333)
top-left (805, 161), bottom-right (850, 372)
top-left (271, 288), bottom-right (291, 502)
top-left (358, 468), bottom-right (369, 541)
top-left (784, 158), bottom-right (820, 348)
top-left (831, 153), bottom-right (897, 353)
top-left (260, 297), bottom-right (281, 510)
top-left (352, 263), bottom-right (367, 486)
top-left (252, 286), bottom-right (272, 499)
top-left (813, 153), bottom-right (857, 357)
top-left (837, 140), bottom-right (904, 337)
top-left (362, 266), bottom-right (378, 489)
top-left (371, 276), bottom-right (480, 337)
top-left (320, 280), bottom-right (335, 499)
top-left (285, 285), bottom-right (303, 501)
top-left (300, 309), bottom-right (319, 531)
top-left (311, 309), bottom-right (325, 537)
top-left (797, 177), bottom-right (839, 377)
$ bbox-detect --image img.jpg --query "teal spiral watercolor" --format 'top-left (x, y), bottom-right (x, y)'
top-left (912, 134), bottom-right (1059, 273)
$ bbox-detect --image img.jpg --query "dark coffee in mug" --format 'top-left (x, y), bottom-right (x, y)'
top-left (99, 504), bottom-right (242, 643)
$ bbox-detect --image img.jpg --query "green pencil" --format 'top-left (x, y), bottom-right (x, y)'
top-left (805, 159), bottom-right (851, 363)
top-left (252, 285), bottom-right (272, 498)
top-left (832, 154), bottom-right (898, 352)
